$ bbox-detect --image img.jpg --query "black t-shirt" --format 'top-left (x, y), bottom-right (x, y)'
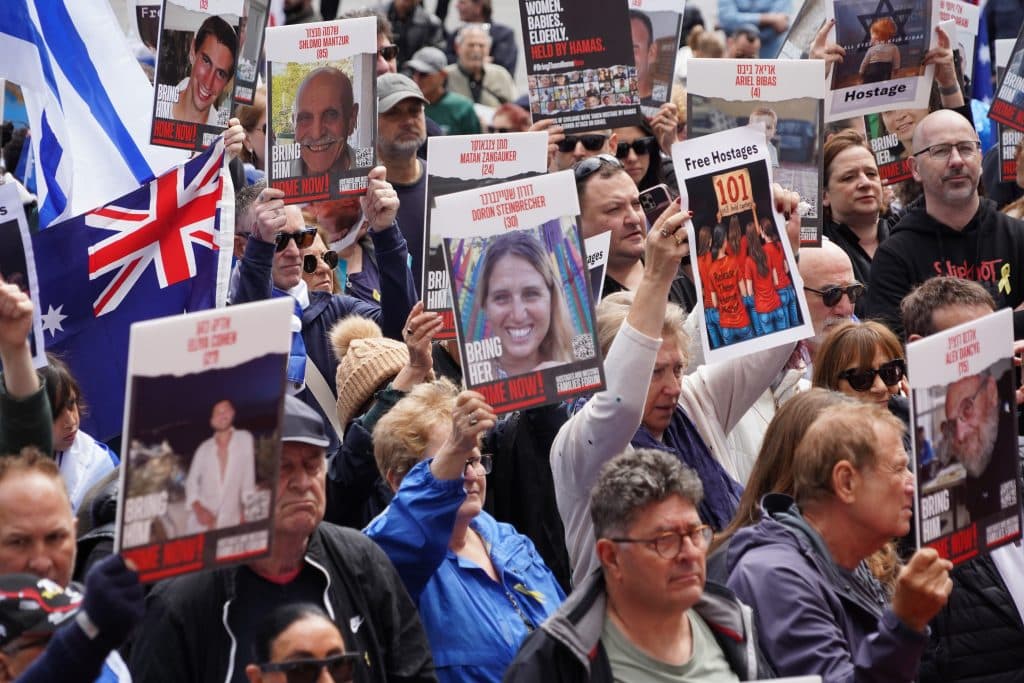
top-left (393, 161), bottom-right (428, 292)
top-left (228, 563), bottom-right (361, 683)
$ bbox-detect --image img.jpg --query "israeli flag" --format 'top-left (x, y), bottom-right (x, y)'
top-left (0, 0), bottom-right (186, 227)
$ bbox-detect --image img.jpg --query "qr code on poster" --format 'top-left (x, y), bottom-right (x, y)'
top-left (1001, 480), bottom-right (1018, 510)
top-left (572, 334), bottom-right (595, 360)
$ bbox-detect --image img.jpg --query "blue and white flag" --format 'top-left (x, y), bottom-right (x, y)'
top-left (0, 0), bottom-right (186, 227)
top-left (31, 139), bottom-right (232, 440)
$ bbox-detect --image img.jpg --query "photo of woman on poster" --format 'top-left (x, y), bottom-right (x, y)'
top-left (476, 230), bottom-right (575, 378)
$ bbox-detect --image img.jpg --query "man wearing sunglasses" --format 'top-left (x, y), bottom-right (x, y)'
top-left (506, 449), bottom-right (770, 682)
top-left (553, 130), bottom-right (617, 171)
top-left (868, 109), bottom-right (1024, 339)
top-left (232, 173), bottom-right (417, 449)
top-left (799, 239), bottom-right (860, 360)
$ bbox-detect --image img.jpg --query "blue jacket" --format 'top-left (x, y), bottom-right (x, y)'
top-left (717, 0), bottom-right (791, 57)
top-left (233, 224), bottom-right (417, 446)
top-left (725, 493), bottom-right (928, 683)
top-left (365, 460), bottom-right (565, 683)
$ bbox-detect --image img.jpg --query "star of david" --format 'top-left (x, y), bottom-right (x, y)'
top-left (857, 0), bottom-right (914, 47)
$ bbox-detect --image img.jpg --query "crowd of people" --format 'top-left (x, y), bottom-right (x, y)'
top-left (4, 0), bottom-right (1024, 681)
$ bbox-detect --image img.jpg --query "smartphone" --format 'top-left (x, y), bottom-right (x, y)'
top-left (639, 184), bottom-right (673, 226)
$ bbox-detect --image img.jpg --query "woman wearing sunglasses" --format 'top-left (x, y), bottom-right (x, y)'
top-left (246, 603), bottom-right (361, 683)
top-left (300, 230), bottom-right (340, 295)
top-left (365, 380), bottom-right (564, 683)
top-left (812, 321), bottom-right (910, 441)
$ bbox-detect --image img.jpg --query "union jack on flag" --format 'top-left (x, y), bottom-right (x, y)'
top-left (30, 139), bottom-right (232, 440)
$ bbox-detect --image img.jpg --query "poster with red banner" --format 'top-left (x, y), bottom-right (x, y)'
top-left (433, 171), bottom-right (605, 414)
top-left (908, 308), bottom-right (1021, 565)
top-left (115, 298), bottom-right (291, 583)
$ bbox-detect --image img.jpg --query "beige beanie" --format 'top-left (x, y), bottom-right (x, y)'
top-left (331, 316), bottom-right (408, 432)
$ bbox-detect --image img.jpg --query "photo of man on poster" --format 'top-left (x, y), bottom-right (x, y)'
top-left (289, 66), bottom-right (360, 176)
top-left (630, 10), bottom-right (658, 103)
top-left (171, 15), bottom-right (237, 125)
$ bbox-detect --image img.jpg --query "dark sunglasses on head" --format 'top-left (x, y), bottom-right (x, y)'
top-left (803, 282), bottom-right (865, 308)
top-left (615, 136), bottom-right (655, 159)
top-left (378, 45), bottom-right (399, 61)
top-left (274, 227), bottom-right (317, 253)
top-left (573, 153), bottom-right (623, 181)
top-left (303, 251), bottom-right (340, 273)
top-left (259, 653), bottom-right (361, 683)
top-left (557, 134), bottom-right (608, 153)
top-left (839, 358), bottom-right (906, 392)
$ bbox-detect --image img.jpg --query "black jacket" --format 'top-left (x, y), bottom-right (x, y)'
top-left (127, 523), bottom-right (436, 683)
top-left (920, 553), bottom-right (1024, 683)
top-left (503, 571), bottom-right (772, 682)
top-left (823, 216), bottom-right (892, 319)
top-left (865, 197), bottom-right (1024, 339)
top-left (387, 3), bottom-right (446, 66)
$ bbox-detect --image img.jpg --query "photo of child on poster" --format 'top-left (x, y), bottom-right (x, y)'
top-left (673, 126), bottom-right (813, 364)
top-left (519, 0), bottom-right (643, 131)
top-left (908, 308), bottom-right (1022, 566)
top-left (265, 17), bottom-right (377, 204)
top-left (151, 0), bottom-right (242, 151)
top-left (826, 0), bottom-right (939, 119)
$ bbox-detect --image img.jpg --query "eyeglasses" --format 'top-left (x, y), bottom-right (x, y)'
top-left (464, 454), bottom-right (493, 475)
top-left (303, 251), bottom-right (339, 273)
top-left (608, 526), bottom-right (714, 558)
top-left (912, 140), bottom-right (982, 161)
top-left (488, 125), bottom-right (513, 133)
top-left (557, 134), bottom-right (609, 153)
top-left (259, 653), bottom-right (361, 683)
top-left (274, 227), bottom-right (317, 253)
top-left (838, 358), bottom-right (906, 392)
top-left (803, 282), bottom-right (865, 308)
top-left (378, 45), bottom-right (399, 61)
top-left (950, 373), bottom-right (990, 425)
top-left (615, 136), bottom-right (655, 159)
top-left (573, 153), bottom-right (623, 182)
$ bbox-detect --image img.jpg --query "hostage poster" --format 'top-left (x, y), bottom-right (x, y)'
top-left (672, 126), bottom-right (814, 364)
top-left (265, 16), bottom-right (377, 203)
top-left (627, 0), bottom-right (685, 117)
top-left (990, 23), bottom-right (1024, 131)
top-left (519, 0), bottom-right (643, 131)
top-left (908, 308), bottom-right (1021, 565)
top-left (115, 298), bottom-right (292, 583)
top-left (825, 0), bottom-right (940, 120)
top-left (422, 132), bottom-right (549, 340)
top-left (151, 0), bottom-right (243, 151)
top-left (433, 171), bottom-right (606, 414)
top-left (0, 182), bottom-right (45, 369)
top-left (687, 58), bottom-right (825, 246)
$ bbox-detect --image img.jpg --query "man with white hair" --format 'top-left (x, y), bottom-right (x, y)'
top-left (444, 24), bottom-right (515, 107)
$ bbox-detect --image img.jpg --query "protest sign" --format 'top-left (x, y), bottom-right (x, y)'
top-left (520, 0), bottom-right (643, 131)
top-left (115, 298), bottom-right (292, 583)
top-left (265, 17), bottom-right (377, 203)
top-left (863, 110), bottom-right (916, 184)
top-left (151, 0), bottom-right (243, 151)
top-left (991, 24), bottom-right (1024, 131)
top-left (778, 0), bottom-right (830, 60)
top-left (234, 0), bottom-right (270, 104)
top-left (0, 182), bottom-right (45, 368)
top-left (908, 308), bottom-right (1021, 565)
top-left (825, 0), bottom-right (940, 120)
top-left (136, 2), bottom-right (161, 54)
top-left (627, 0), bottom-right (684, 117)
top-left (422, 132), bottom-right (549, 340)
top-left (994, 40), bottom-right (1023, 177)
top-left (433, 171), bottom-right (605, 414)
top-left (687, 58), bottom-right (825, 246)
top-left (584, 229), bottom-right (611, 302)
top-left (672, 126), bottom-right (814, 364)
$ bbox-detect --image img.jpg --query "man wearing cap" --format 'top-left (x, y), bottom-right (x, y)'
top-left (128, 395), bottom-right (436, 683)
top-left (406, 46), bottom-right (480, 136)
top-left (377, 73), bottom-right (430, 287)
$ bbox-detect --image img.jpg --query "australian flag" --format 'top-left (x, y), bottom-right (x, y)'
top-left (31, 140), bottom-right (230, 440)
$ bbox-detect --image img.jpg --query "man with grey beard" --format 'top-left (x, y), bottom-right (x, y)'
top-left (377, 73), bottom-right (429, 289)
top-left (798, 238), bottom-right (861, 366)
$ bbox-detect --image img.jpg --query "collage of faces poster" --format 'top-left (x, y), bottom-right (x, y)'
top-left (518, 0), bottom-right (643, 131)
top-left (627, 0), bottom-right (684, 117)
top-left (0, 183), bottom-right (45, 368)
top-left (687, 58), bottom-right (825, 246)
top-left (825, 0), bottom-right (940, 120)
top-left (115, 298), bottom-right (292, 583)
top-left (265, 16), bottom-right (377, 203)
top-left (907, 308), bottom-right (1022, 565)
top-left (990, 24), bottom-right (1024, 131)
top-left (151, 0), bottom-right (243, 151)
top-left (432, 171), bottom-right (605, 414)
top-left (672, 126), bottom-right (814, 364)
top-left (422, 132), bottom-right (549, 340)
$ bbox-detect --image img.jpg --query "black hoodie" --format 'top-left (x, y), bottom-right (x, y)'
top-left (865, 197), bottom-right (1024, 339)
